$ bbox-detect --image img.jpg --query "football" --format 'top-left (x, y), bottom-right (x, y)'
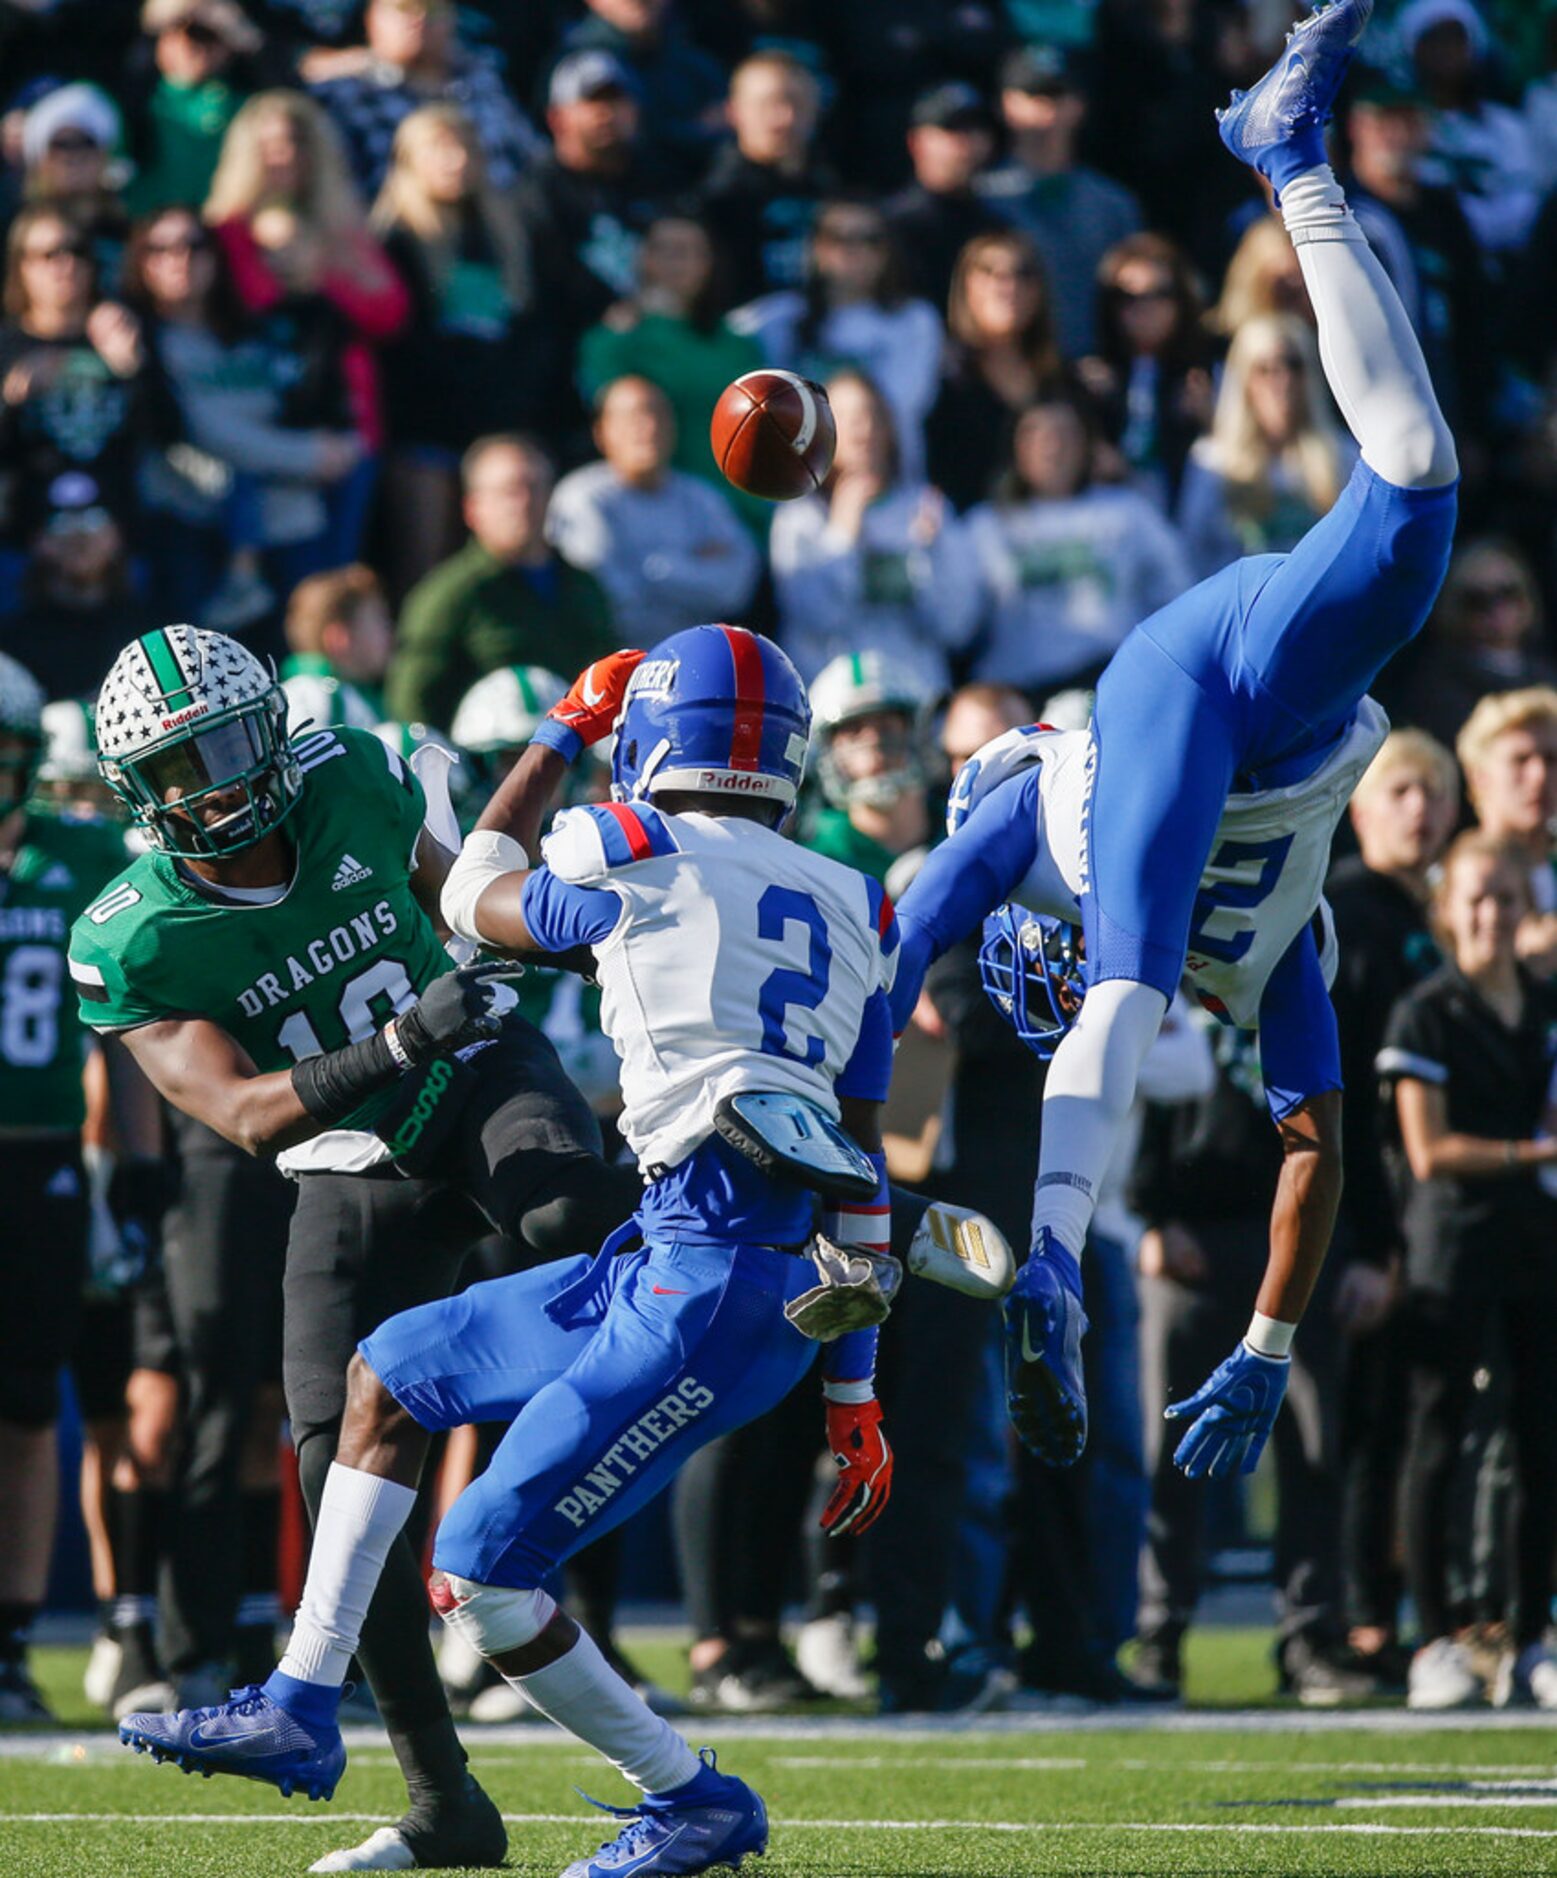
top-left (710, 369), bottom-right (836, 501)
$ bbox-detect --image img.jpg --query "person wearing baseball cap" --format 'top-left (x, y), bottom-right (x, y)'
top-left (976, 39), bottom-right (1141, 356)
top-left (887, 81), bottom-right (1003, 309)
top-left (512, 48), bottom-right (666, 340)
top-left (124, 0), bottom-right (264, 216)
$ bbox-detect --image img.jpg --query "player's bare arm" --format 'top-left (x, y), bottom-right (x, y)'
top-left (1257, 1091), bottom-right (1344, 1327)
top-left (120, 1014), bottom-right (320, 1159)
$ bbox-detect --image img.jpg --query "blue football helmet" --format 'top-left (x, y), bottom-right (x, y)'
top-left (979, 903), bottom-right (1087, 1059)
top-left (611, 624), bottom-right (811, 816)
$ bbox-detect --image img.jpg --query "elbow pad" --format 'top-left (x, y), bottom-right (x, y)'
top-left (441, 830), bottom-right (529, 945)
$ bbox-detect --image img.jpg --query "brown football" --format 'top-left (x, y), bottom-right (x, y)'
top-left (710, 369), bottom-right (836, 501)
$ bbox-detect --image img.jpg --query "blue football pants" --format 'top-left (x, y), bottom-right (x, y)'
top-left (360, 1239), bottom-right (819, 1589)
top-left (1084, 461), bottom-right (1457, 995)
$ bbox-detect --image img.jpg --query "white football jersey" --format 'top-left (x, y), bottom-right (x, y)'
top-left (1013, 696), bottom-right (1389, 1027)
top-left (542, 806), bottom-right (897, 1174)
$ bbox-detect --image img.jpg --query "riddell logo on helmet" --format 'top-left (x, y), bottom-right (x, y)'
top-left (159, 702), bottom-right (210, 731)
top-left (698, 770), bottom-right (772, 792)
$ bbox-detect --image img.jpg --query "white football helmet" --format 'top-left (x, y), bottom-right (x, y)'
top-left (450, 665), bottom-right (568, 757)
top-left (96, 626), bottom-right (300, 858)
top-left (36, 697), bottom-right (122, 819)
top-left (809, 651), bottom-right (933, 811)
top-left (282, 671), bottom-right (379, 737)
top-left (0, 651), bottom-right (45, 816)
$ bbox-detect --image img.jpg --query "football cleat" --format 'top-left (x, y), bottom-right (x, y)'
top-left (562, 1752), bottom-right (768, 1877)
top-left (310, 1773), bottom-right (508, 1871)
top-left (118, 1683), bottom-right (346, 1800)
top-left (1004, 1231), bottom-right (1089, 1465)
top-left (1217, 0), bottom-right (1373, 192)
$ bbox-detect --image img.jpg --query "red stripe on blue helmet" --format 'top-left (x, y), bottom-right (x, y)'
top-left (721, 626), bottom-right (766, 772)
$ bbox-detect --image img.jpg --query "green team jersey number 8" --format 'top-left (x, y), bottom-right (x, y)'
top-left (1, 945), bottom-right (64, 1068)
top-left (275, 957), bottom-right (416, 1064)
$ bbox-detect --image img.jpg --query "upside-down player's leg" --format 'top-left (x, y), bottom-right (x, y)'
top-left (1013, 0), bottom-right (1449, 1468)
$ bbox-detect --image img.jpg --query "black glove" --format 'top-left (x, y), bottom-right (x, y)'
top-left (103, 1158), bottom-right (172, 1290)
top-left (391, 962), bottom-right (514, 1067)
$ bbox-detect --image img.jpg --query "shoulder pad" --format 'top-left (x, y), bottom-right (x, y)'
top-left (542, 802), bottom-right (679, 883)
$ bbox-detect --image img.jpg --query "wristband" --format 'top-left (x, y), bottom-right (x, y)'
top-left (290, 1028), bottom-right (401, 1125)
top-left (383, 1017), bottom-right (411, 1072)
top-left (822, 1378), bottom-right (875, 1405)
top-left (531, 719), bottom-right (583, 764)
top-left (441, 829), bottom-right (529, 945)
top-left (1244, 1310), bottom-right (1295, 1358)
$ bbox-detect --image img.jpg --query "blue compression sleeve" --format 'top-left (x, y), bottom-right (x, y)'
top-left (1257, 924), bottom-right (1342, 1123)
top-left (520, 868), bottom-right (623, 951)
top-left (837, 991), bottom-right (894, 1102)
top-left (890, 771), bottom-right (1042, 1028)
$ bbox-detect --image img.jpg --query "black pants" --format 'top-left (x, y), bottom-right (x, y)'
top-left (1338, 1310), bottom-right (1410, 1633)
top-left (1136, 1219), bottom-right (1344, 1658)
top-left (1400, 1288), bottom-right (1557, 1647)
top-left (150, 1114), bottom-right (291, 1673)
top-left (282, 1020), bottom-right (640, 1753)
top-left (0, 1138), bottom-right (87, 1428)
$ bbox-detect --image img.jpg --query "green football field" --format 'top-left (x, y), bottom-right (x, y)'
top-left (5, 1638), bottom-right (1557, 1878)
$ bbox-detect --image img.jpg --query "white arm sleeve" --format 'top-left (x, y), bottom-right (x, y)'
top-left (441, 830), bottom-right (530, 946)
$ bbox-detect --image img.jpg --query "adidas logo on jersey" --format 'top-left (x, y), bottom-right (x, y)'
top-left (331, 853), bottom-right (372, 891)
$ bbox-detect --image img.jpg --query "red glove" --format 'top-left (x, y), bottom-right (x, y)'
top-left (820, 1397), bottom-right (893, 1537)
top-left (548, 649), bottom-right (645, 747)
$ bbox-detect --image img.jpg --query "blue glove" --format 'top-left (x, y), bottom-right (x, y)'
top-left (1163, 1340), bottom-right (1289, 1479)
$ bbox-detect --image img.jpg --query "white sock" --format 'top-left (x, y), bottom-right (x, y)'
top-left (277, 1464), bottom-right (417, 1687)
top-left (1279, 164), bottom-right (1458, 490)
top-left (1033, 980), bottom-right (1168, 1257)
top-left (513, 1629), bottom-right (700, 1796)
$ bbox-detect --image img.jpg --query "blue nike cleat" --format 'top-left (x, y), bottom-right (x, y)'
top-left (1217, 0), bottom-right (1374, 193)
top-left (562, 1751), bottom-right (768, 1877)
top-left (118, 1684), bottom-right (346, 1801)
top-left (1004, 1230), bottom-right (1089, 1465)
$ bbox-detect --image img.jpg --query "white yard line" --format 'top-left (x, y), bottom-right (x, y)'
top-left (6, 1811), bottom-right (1557, 1839)
top-left (769, 1754), bottom-right (1557, 1776)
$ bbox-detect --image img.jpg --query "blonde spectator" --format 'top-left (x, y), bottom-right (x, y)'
top-left (769, 367), bottom-right (980, 693)
top-left (926, 228), bottom-right (1068, 512)
top-left (964, 387), bottom-right (1192, 695)
top-left (1176, 313), bottom-right (1351, 577)
top-left (1394, 540), bottom-right (1557, 751)
top-left (1209, 215), bottom-right (1311, 337)
top-left (205, 90), bottom-right (408, 568)
top-left (1457, 687), bottom-right (1557, 975)
top-left (371, 104), bottom-right (541, 594)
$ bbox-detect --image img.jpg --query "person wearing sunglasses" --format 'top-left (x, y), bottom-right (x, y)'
top-left (20, 84), bottom-right (132, 291)
top-left (1176, 311), bottom-right (1354, 580)
top-left (1391, 539), bottom-right (1557, 754)
top-left (124, 0), bottom-right (266, 220)
top-left (0, 205), bottom-right (168, 613)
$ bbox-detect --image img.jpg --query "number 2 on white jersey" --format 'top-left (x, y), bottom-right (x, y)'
top-left (756, 886), bottom-right (831, 1066)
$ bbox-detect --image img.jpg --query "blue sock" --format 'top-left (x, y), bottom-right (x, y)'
top-left (262, 1668), bottom-right (342, 1729)
top-left (1261, 121), bottom-right (1329, 194)
top-left (651, 1758), bottom-right (729, 1807)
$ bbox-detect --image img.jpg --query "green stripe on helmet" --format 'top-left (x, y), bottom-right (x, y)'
top-left (143, 629), bottom-right (189, 703)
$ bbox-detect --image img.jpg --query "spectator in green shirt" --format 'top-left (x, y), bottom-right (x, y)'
top-left (578, 213), bottom-right (769, 533)
top-left (385, 432), bottom-right (616, 729)
top-left (124, 0), bottom-right (264, 219)
top-left (279, 562), bottom-right (394, 720)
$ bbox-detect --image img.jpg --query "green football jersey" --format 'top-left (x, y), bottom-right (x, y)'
top-left (69, 726), bottom-right (450, 1133)
top-left (0, 812), bottom-right (131, 1133)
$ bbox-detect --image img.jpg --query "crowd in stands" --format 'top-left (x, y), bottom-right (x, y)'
top-left (5, 0), bottom-right (1557, 1720)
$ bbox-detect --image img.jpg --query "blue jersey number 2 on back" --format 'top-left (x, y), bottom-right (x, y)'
top-left (757, 886), bottom-right (832, 1066)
